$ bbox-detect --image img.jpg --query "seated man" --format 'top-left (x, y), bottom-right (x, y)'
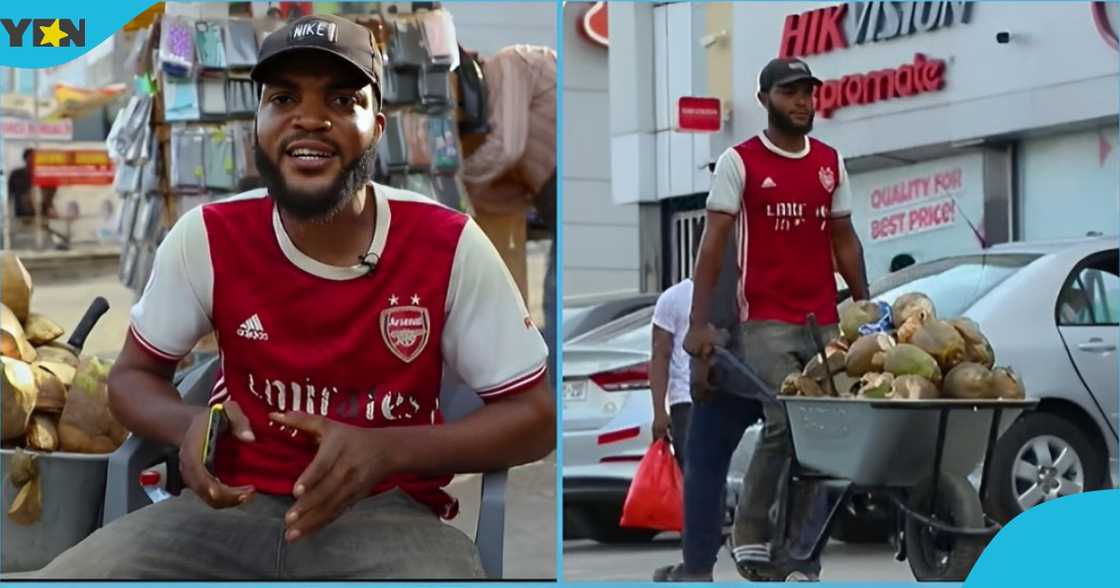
top-left (33, 15), bottom-right (554, 580)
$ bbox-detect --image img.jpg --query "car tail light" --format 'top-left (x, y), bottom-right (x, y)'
top-left (589, 362), bottom-right (650, 392)
top-left (598, 426), bottom-right (641, 445)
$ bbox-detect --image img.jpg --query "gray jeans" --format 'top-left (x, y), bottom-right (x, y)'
top-left (30, 488), bottom-right (484, 580)
top-left (731, 320), bottom-right (838, 575)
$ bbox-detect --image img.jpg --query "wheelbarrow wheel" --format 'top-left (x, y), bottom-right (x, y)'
top-left (905, 473), bottom-right (985, 582)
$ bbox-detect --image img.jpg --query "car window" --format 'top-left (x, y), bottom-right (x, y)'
top-left (568, 306), bottom-right (655, 353)
top-left (865, 254), bottom-right (1041, 318)
top-left (1058, 252), bottom-right (1120, 326)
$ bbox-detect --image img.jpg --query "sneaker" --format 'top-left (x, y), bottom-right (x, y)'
top-left (652, 563), bottom-right (713, 582)
top-left (784, 571), bottom-right (820, 582)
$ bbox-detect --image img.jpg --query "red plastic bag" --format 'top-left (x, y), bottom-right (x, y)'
top-left (619, 438), bottom-right (683, 532)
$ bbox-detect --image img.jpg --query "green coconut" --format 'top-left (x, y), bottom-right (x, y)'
top-left (846, 333), bottom-right (896, 377)
top-left (892, 375), bottom-right (940, 400)
top-left (892, 293), bottom-right (936, 328)
top-left (943, 362), bottom-right (995, 400)
top-left (858, 372), bottom-right (895, 399)
top-left (883, 344), bottom-right (943, 385)
top-left (840, 301), bottom-right (884, 343)
top-left (991, 366), bottom-right (1026, 400)
top-left (911, 319), bottom-right (968, 371)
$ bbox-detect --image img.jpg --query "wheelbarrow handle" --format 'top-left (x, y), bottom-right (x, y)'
top-left (710, 346), bottom-right (782, 407)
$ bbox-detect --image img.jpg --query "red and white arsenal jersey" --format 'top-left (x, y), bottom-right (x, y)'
top-left (706, 133), bottom-right (853, 326)
top-left (129, 183), bottom-right (548, 518)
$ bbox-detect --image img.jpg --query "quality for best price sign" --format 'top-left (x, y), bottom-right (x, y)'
top-left (31, 149), bottom-right (114, 187)
top-left (868, 167), bottom-right (964, 242)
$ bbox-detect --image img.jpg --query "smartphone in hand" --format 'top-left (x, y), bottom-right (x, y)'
top-left (201, 403), bottom-right (228, 475)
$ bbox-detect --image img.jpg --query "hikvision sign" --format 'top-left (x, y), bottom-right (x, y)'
top-left (779, 1), bottom-right (973, 58)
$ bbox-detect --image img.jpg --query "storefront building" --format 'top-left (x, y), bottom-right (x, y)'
top-left (606, 1), bottom-right (1119, 289)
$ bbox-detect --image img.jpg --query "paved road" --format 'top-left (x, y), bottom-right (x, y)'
top-left (563, 535), bottom-right (914, 582)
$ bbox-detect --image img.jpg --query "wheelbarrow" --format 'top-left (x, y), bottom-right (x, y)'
top-left (709, 316), bottom-right (1037, 581)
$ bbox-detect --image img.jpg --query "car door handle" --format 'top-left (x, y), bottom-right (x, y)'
top-left (1077, 340), bottom-right (1117, 353)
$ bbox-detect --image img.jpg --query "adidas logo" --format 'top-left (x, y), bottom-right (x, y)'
top-left (761, 177), bottom-right (777, 189)
top-left (237, 314), bottom-right (269, 341)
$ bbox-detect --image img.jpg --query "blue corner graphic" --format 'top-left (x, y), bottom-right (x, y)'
top-left (967, 489), bottom-right (1120, 584)
top-left (0, 0), bottom-right (157, 69)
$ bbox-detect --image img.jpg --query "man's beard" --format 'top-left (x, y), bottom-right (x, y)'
top-left (254, 137), bottom-right (378, 222)
top-left (768, 105), bottom-right (813, 135)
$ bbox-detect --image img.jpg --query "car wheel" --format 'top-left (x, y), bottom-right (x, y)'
top-left (585, 502), bottom-right (660, 544)
top-left (985, 412), bottom-right (1106, 524)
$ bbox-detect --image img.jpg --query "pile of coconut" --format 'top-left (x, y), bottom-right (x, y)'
top-left (2, 252), bottom-right (126, 524)
top-left (781, 293), bottom-right (1026, 401)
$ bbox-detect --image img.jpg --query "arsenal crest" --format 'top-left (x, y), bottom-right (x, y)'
top-left (380, 306), bottom-right (430, 363)
top-left (819, 167), bottom-right (836, 193)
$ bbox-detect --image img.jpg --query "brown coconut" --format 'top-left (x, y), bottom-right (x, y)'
top-left (7, 477), bottom-right (42, 525)
top-left (846, 333), bottom-right (896, 377)
top-left (23, 314), bottom-right (64, 345)
top-left (32, 364), bottom-right (67, 412)
top-left (58, 356), bottom-right (128, 453)
top-left (25, 414), bottom-right (60, 451)
top-left (991, 367), bottom-right (1026, 400)
top-left (892, 375), bottom-right (941, 400)
top-left (1, 252), bottom-right (32, 324)
top-left (892, 293), bottom-right (936, 328)
top-left (948, 318), bottom-right (996, 369)
top-left (803, 349), bottom-right (846, 382)
top-left (943, 362), bottom-right (996, 400)
top-left (2, 357), bottom-right (38, 441)
top-left (34, 345), bottom-right (80, 370)
top-left (911, 319), bottom-right (968, 371)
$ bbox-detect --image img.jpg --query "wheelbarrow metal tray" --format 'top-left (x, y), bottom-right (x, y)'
top-left (782, 397), bottom-right (1032, 487)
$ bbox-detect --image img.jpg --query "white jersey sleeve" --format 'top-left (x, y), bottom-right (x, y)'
top-left (705, 148), bottom-right (746, 216)
top-left (129, 206), bottom-right (214, 362)
top-left (831, 152), bottom-right (853, 218)
top-left (442, 219), bottom-right (548, 401)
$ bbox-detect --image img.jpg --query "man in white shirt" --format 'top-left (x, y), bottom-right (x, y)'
top-left (650, 278), bottom-right (694, 468)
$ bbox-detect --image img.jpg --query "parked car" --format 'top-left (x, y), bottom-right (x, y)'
top-left (563, 292), bottom-right (659, 342)
top-left (561, 306), bottom-right (658, 543)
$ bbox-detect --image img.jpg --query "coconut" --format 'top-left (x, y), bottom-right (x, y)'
top-left (831, 372), bottom-right (860, 398)
top-left (892, 375), bottom-right (940, 400)
top-left (840, 301), bottom-right (884, 343)
top-left (26, 414), bottom-right (60, 451)
top-left (911, 319), bottom-right (968, 371)
top-left (846, 333), bottom-right (896, 377)
top-left (1, 252), bottom-right (33, 325)
top-left (8, 449), bottom-right (38, 487)
top-left (34, 345), bottom-right (79, 370)
top-left (0, 304), bottom-right (21, 334)
top-left (23, 314), bottom-right (64, 345)
top-left (34, 360), bottom-right (76, 387)
top-left (780, 373), bottom-right (801, 397)
top-left (58, 356), bottom-right (128, 453)
top-left (991, 367), bottom-right (1026, 400)
top-left (858, 372), bottom-right (895, 399)
top-left (2, 357), bottom-right (38, 441)
top-left (943, 362), bottom-right (995, 400)
top-left (32, 364), bottom-right (67, 412)
top-left (1, 328), bottom-right (37, 363)
top-left (892, 293), bottom-right (936, 328)
top-left (825, 338), bottom-right (850, 355)
top-left (803, 349), bottom-right (846, 382)
top-left (948, 318), bottom-right (996, 369)
top-left (896, 310), bottom-right (931, 344)
top-left (884, 344), bottom-right (943, 384)
top-left (7, 477), bottom-right (42, 525)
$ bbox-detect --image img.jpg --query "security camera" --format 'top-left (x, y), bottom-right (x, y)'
top-left (995, 31), bottom-right (1011, 44)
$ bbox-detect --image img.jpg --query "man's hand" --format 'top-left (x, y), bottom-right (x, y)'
top-left (682, 323), bottom-right (719, 358)
top-left (651, 409), bottom-right (670, 441)
top-left (270, 412), bottom-right (393, 543)
top-left (178, 400), bottom-right (256, 509)
top-left (690, 355), bottom-right (716, 402)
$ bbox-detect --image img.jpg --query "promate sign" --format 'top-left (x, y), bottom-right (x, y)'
top-left (777, 2), bottom-right (973, 118)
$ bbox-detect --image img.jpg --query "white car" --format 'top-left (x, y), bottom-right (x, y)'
top-left (562, 307), bottom-right (659, 543)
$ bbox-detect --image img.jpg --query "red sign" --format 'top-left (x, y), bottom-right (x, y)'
top-left (871, 167), bottom-right (963, 211)
top-left (677, 97), bottom-right (721, 133)
top-left (581, 1), bottom-right (608, 48)
top-left (870, 198), bottom-right (958, 242)
top-left (814, 53), bottom-right (945, 118)
top-left (1, 118), bottom-right (73, 141)
top-left (31, 149), bottom-right (115, 187)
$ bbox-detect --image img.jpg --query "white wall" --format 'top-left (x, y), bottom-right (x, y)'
top-left (563, 2), bottom-right (640, 297)
top-left (729, 2), bottom-right (1120, 160)
top-left (1019, 125), bottom-right (1120, 241)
